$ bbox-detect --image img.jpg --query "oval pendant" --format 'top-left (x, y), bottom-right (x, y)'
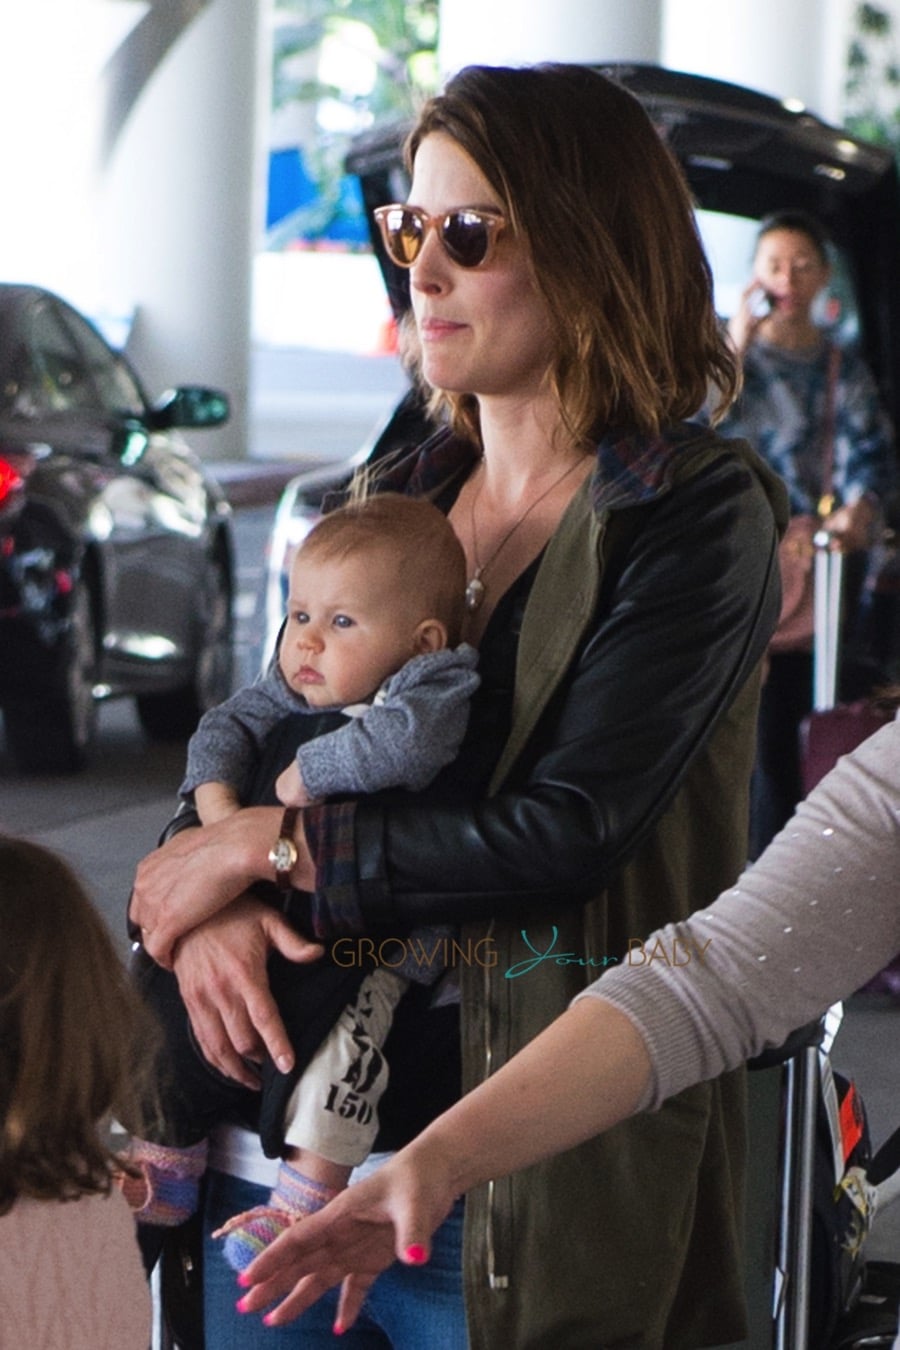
top-left (465, 576), bottom-right (485, 612)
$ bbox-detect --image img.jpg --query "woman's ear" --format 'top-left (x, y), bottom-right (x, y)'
top-left (414, 619), bottom-right (448, 653)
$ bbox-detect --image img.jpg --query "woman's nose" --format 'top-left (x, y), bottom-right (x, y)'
top-left (410, 231), bottom-right (450, 294)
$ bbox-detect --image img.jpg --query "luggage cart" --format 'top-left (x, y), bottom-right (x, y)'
top-left (769, 539), bottom-right (900, 1349)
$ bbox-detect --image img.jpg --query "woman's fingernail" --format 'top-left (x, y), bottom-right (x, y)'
top-left (333, 1321), bottom-right (345, 1336)
top-left (276, 1054), bottom-right (293, 1073)
top-left (263, 1312), bottom-right (277, 1327)
top-left (236, 1271), bottom-right (252, 1288)
top-left (404, 1243), bottom-right (427, 1264)
top-left (236, 1296), bottom-right (251, 1314)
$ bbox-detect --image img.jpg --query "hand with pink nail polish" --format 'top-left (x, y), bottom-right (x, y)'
top-left (229, 1139), bottom-right (453, 1332)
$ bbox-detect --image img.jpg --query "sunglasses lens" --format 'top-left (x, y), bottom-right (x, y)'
top-left (380, 208), bottom-right (425, 266)
top-left (442, 211), bottom-right (491, 267)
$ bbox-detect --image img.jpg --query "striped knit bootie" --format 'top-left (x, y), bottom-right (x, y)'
top-left (214, 1162), bottom-right (340, 1272)
top-left (117, 1137), bottom-right (208, 1227)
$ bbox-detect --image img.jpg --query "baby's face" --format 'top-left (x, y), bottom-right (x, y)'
top-left (279, 546), bottom-right (429, 708)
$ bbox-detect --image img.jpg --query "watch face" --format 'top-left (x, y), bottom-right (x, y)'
top-left (270, 837), bottom-right (298, 873)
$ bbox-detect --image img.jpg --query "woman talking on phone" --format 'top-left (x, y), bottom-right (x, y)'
top-left (721, 210), bottom-right (895, 856)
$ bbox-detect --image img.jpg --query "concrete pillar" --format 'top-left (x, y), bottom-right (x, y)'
top-left (0, 1), bottom-right (263, 460)
top-left (662, 0), bottom-right (852, 122)
top-left (0, 4), bottom-right (112, 306)
top-left (98, 0), bottom-right (265, 459)
top-left (439, 0), bottom-right (662, 74)
top-left (437, 0), bottom-right (860, 127)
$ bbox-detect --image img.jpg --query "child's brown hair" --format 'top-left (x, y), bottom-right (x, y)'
top-left (299, 493), bottom-right (467, 645)
top-left (0, 836), bottom-right (157, 1213)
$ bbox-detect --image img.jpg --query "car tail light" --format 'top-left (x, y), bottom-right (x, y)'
top-left (0, 457), bottom-right (23, 506)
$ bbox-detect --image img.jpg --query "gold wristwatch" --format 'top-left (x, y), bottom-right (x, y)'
top-left (268, 806), bottom-right (300, 891)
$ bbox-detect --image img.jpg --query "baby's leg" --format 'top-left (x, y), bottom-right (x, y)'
top-left (118, 1137), bottom-right (209, 1227)
top-left (120, 952), bottom-right (257, 1241)
top-left (217, 968), bottom-right (407, 1271)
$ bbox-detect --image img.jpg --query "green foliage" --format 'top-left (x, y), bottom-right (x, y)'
top-left (844, 3), bottom-right (900, 160)
top-left (273, 0), bottom-right (439, 117)
top-left (269, 0), bottom-right (439, 247)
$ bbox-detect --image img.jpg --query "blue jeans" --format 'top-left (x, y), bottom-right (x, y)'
top-left (203, 1170), bottom-right (469, 1348)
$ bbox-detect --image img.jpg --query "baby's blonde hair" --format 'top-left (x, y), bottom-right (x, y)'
top-left (299, 494), bottom-right (467, 645)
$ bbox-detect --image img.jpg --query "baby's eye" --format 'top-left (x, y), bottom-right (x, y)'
top-left (289, 609), bottom-right (309, 625)
top-left (332, 614), bottom-right (355, 629)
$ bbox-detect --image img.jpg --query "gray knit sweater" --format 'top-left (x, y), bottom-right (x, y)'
top-left (579, 717), bottom-right (900, 1112)
top-left (181, 644), bottom-right (480, 801)
top-left (180, 644), bottom-right (479, 988)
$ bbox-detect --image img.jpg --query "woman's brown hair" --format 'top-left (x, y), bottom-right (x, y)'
top-left (0, 836), bottom-right (157, 1213)
top-left (406, 63), bottom-right (738, 445)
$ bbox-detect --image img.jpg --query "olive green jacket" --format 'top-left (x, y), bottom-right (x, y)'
top-left (459, 430), bottom-right (788, 1350)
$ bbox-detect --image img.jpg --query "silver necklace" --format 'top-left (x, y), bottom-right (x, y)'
top-left (465, 456), bottom-right (586, 612)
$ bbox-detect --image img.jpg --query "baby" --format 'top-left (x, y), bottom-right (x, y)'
top-left (125, 493), bottom-right (478, 1270)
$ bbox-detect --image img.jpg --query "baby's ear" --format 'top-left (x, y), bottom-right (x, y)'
top-left (414, 619), bottom-right (448, 653)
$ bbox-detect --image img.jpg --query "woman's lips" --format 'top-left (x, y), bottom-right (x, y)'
top-left (419, 317), bottom-right (466, 340)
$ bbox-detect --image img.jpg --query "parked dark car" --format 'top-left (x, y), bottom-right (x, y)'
top-left (256, 63), bottom-right (900, 674)
top-left (0, 283), bottom-right (235, 772)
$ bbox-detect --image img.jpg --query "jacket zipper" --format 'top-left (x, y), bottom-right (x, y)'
top-left (483, 923), bottom-right (510, 1289)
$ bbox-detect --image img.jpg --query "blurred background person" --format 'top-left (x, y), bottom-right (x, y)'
top-left (720, 209), bottom-right (896, 856)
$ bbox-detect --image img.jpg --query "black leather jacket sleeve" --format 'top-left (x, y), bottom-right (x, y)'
top-left (313, 451), bottom-right (781, 934)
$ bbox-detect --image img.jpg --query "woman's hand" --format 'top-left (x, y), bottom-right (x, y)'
top-left (235, 1143), bottom-right (457, 1330)
top-left (727, 278), bottom-right (771, 356)
top-left (130, 806), bottom-right (315, 967)
top-left (172, 895), bottom-right (324, 1088)
top-left (823, 496), bottom-right (877, 553)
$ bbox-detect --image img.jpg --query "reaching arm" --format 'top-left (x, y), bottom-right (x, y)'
top-left (586, 715), bottom-right (900, 1105)
top-left (235, 996), bottom-right (650, 1329)
top-left (236, 716), bottom-right (900, 1330)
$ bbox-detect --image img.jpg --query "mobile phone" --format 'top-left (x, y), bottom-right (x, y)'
top-left (749, 289), bottom-right (774, 319)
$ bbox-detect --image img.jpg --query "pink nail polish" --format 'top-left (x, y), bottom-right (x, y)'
top-left (236, 1271), bottom-right (252, 1288)
top-left (405, 1243), bottom-right (427, 1264)
top-left (333, 1321), bottom-right (345, 1336)
top-left (235, 1296), bottom-right (251, 1314)
top-left (263, 1312), bottom-right (277, 1328)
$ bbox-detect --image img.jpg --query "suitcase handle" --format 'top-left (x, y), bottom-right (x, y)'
top-left (813, 529), bottom-right (843, 712)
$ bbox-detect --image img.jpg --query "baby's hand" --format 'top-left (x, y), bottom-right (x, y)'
top-left (276, 761), bottom-right (316, 807)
